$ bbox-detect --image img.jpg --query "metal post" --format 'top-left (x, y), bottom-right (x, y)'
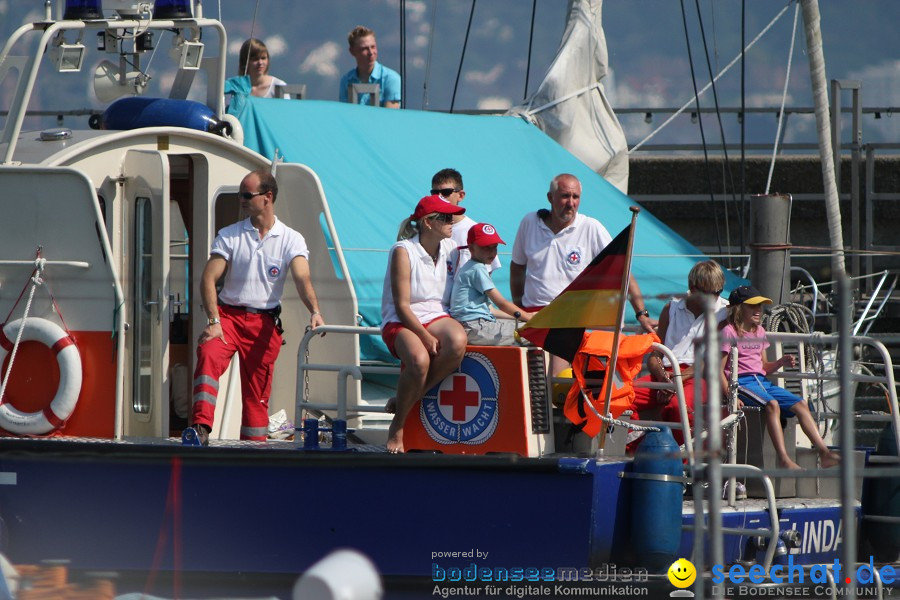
top-left (832, 80), bottom-right (862, 283)
top-left (831, 79), bottom-right (842, 201)
top-left (705, 297), bottom-right (724, 582)
top-left (749, 193), bottom-right (791, 305)
top-left (838, 274), bottom-right (856, 600)
top-left (864, 146), bottom-right (875, 279)
top-left (851, 84), bottom-right (862, 288)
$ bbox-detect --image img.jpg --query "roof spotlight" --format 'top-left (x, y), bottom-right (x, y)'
top-left (170, 33), bottom-right (203, 70)
top-left (63, 0), bottom-right (103, 20)
top-left (154, 0), bottom-right (194, 19)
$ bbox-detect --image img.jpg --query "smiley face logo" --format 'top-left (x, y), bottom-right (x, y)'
top-left (667, 558), bottom-right (696, 589)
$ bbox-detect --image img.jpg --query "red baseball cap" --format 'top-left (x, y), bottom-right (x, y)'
top-left (467, 222), bottom-right (505, 247)
top-left (412, 195), bottom-right (466, 220)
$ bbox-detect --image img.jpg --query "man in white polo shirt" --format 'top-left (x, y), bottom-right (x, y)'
top-left (510, 173), bottom-right (654, 377)
top-left (188, 169), bottom-right (325, 445)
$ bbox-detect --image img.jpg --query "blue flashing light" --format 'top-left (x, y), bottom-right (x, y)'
top-left (63, 0), bottom-right (103, 20)
top-left (153, 0), bottom-right (193, 19)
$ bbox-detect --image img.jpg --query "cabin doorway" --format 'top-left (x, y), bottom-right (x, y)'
top-left (121, 151), bottom-right (207, 438)
top-left (122, 150), bottom-right (171, 438)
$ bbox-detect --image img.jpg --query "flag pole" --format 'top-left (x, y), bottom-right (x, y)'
top-left (597, 206), bottom-right (641, 453)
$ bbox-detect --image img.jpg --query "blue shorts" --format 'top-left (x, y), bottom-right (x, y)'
top-left (736, 374), bottom-right (802, 418)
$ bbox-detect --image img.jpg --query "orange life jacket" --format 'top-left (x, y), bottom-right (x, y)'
top-left (564, 330), bottom-right (659, 437)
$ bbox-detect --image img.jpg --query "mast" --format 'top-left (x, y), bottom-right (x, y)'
top-left (800, 0), bottom-right (845, 277)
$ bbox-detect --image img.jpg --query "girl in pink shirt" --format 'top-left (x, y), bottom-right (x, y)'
top-left (721, 286), bottom-right (839, 469)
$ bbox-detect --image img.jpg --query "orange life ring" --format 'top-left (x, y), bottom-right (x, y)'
top-left (0, 317), bottom-right (82, 435)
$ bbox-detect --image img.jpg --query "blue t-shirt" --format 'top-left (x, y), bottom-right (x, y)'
top-left (339, 61), bottom-right (401, 106)
top-left (449, 260), bottom-right (496, 323)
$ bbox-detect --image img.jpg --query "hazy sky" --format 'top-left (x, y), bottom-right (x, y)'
top-left (2, 0), bottom-right (898, 146)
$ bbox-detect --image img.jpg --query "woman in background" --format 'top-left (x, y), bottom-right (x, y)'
top-left (225, 38), bottom-right (285, 98)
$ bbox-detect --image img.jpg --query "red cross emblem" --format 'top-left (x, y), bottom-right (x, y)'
top-left (439, 375), bottom-right (480, 421)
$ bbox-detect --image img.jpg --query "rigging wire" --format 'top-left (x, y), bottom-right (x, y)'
top-left (400, 0), bottom-right (406, 109)
top-left (694, 0), bottom-right (742, 270)
top-left (422, 0), bottom-right (438, 109)
top-left (524, 0), bottom-right (537, 101)
top-left (630, 1), bottom-right (793, 153)
top-left (243, 0), bottom-right (262, 77)
top-left (679, 0), bottom-right (724, 260)
top-left (765, 1), bottom-right (801, 195)
top-left (740, 0), bottom-right (747, 257)
top-left (450, 0), bottom-right (477, 114)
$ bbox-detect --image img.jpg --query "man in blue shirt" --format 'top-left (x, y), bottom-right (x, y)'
top-left (339, 26), bottom-right (401, 108)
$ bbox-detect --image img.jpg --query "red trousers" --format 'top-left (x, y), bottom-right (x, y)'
top-left (191, 305), bottom-right (283, 440)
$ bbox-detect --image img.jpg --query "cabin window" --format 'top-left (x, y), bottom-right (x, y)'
top-left (133, 197), bottom-right (153, 414)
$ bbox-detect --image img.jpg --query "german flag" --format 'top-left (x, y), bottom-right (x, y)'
top-left (518, 224), bottom-right (630, 362)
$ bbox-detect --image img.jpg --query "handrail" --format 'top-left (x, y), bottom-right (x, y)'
top-left (632, 342), bottom-right (692, 467)
top-left (1, 17), bottom-right (227, 164)
top-left (720, 464), bottom-right (780, 573)
top-left (717, 330), bottom-right (900, 458)
top-left (296, 324), bottom-right (396, 425)
top-left (764, 331), bottom-right (900, 456)
top-left (0, 260), bottom-right (89, 269)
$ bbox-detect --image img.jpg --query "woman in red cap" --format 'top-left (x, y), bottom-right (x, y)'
top-left (380, 195), bottom-right (468, 453)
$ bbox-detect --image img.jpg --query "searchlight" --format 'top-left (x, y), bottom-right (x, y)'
top-left (153, 0), bottom-right (193, 19)
top-left (63, 0), bottom-right (103, 20)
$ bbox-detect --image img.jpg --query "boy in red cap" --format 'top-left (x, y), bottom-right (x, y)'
top-left (449, 223), bottom-right (533, 345)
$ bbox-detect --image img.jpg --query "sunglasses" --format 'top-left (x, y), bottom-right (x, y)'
top-left (238, 191), bottom-right (266, 200)
top-left (429, 213), bottom-right (454, 224)
top-left (430, 187), bottom-right (461, 197)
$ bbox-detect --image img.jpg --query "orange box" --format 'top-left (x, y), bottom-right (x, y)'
top-left (402, 346), bottom-right (554, 456)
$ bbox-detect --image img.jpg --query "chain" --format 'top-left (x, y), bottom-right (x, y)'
top-left (302, 325), bottom-right (312, 423)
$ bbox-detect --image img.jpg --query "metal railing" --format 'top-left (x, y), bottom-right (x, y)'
top-left (296, 324), bottom-right (396, 422)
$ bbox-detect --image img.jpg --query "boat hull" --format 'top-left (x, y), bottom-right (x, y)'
top-left (0, 439), bottom-right (852, 587)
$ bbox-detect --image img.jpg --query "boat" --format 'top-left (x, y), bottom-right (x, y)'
top-left (0, 1), bottom-right (898, 598)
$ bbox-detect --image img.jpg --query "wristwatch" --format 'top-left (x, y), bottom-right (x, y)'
top-left (635, 310), bottom-right (650, 319)
top-left (207, 317), bottom-right (220, 326)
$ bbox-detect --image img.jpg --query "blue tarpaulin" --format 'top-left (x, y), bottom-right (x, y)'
top-left (232, 97), bottom-right (739, 361)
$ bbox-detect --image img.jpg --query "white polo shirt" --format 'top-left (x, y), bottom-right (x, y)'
top-left (381, 236), bottom-right (458, 328)
top-left (664, 296), bottom-right (728, 365)
top-left (212, 217), bottom-right (310, 310)
top-left (511, 212), bottom-right (612, 308)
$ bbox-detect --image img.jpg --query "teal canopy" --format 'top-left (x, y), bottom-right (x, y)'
top-left (233, 98), bottom-right (737, 362)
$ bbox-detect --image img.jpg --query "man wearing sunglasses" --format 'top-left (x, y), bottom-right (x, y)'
top-left (431, 168), bottom-right (500, 273)
top-left (187, 169), bottom-right (325, 445)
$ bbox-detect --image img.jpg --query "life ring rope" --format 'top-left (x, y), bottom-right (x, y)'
top-left (0, 256), bottom-right (46, 405)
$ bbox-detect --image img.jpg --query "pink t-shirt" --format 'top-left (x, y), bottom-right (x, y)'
top-left (721, 323), bottom-right (768, 377)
